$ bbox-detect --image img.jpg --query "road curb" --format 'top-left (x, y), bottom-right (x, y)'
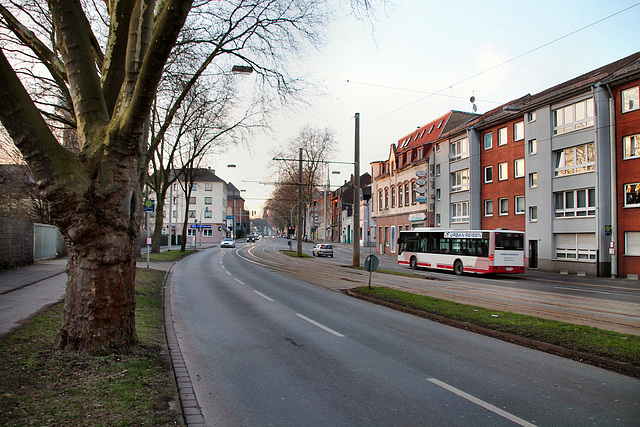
top-left (344, 289), bottom-right (640, 379)
top-left (163, 262), bottom-right (206, 426)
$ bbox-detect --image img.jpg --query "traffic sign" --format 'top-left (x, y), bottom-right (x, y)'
top-left (365, 254), bottom-right (379, 272)
top-left (143, 199), bottom-right (155, 212)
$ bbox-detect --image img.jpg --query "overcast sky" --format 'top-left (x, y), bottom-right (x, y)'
top-left (211, 0), bottom-right (640, 215)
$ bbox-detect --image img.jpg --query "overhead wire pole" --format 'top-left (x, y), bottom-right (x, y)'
top-left (353, 113), bottom-right (361, 267)
top-left (297, 147), bottom-right (303, 257)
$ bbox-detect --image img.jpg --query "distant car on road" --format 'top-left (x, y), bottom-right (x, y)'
top-left (312, 244), bottom-right (333, 257)
top-left (247, 235), bottom-right (255, 242)
top-left (221, 238), bottom-right (236, 248)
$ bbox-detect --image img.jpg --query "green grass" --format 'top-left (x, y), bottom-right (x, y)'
top-left (138, 249), bottom-right (195, 263)
top-left (351, 286), bottom-right (640, 368)
top-left (0, 269), bottom-right (180, 426)
top-left (282, 251), bottom-right (313, 258)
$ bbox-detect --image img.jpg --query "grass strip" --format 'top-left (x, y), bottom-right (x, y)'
top-left (351, 286), bottom-right (640, 368)
top-left (138, 249), bottom-right (196, 263)
top-left (0, 269), bottom-right (180, 426)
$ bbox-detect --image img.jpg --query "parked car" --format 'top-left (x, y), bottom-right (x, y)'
top-left (221, 237), bottom-right (236, 248)
top-left (312, 244), bottom-right (333, 257)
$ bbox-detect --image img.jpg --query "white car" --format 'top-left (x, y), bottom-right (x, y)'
top-left (221, 237), bottom-right (236, 248)
top-left (312, 244), bottom-right (333, 257)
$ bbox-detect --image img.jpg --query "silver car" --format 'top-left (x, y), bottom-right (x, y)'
top-left (312, 244), bottom-right (333, 257)
top-left (221, 237), bottom-right (236, 248)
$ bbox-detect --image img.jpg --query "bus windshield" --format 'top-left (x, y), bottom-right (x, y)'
top-left (495, 232), bottom-right (524, 251)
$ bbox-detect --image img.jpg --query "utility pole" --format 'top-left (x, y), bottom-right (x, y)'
top-left (353, 113), bottom-right (361, 267)
top-left (297, 147), bottom-right (303, 257)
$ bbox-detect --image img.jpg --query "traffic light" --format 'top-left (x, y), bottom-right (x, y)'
top-left (313, 198), bottom-right (317, 207)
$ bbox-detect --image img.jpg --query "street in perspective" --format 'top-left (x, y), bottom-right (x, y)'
top-left (165, 237), bottom-right (640, 426)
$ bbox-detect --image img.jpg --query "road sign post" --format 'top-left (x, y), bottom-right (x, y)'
top-left (364, 254), bottom-right (379, 289)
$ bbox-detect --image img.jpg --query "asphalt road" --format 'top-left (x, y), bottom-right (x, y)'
top-left (167, 243), bottom-right (640, 426)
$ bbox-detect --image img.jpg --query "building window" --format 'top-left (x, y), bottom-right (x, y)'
top-left (484, 199), bottom-right (493, 216)
top-left (172, 210), bottom-right (177, 218)
top-left (451, 169), bottom-right (470, 192)
top-left (391, 187), bottom-right (396, 208)
top-left (484, 166), bottom-right (493, 183)
top-left (529, 172), bottom-right (538, 188)
top-left (553, 98), bottom-right (595, 135)
top-left (398, 186), bottom-right (403, 206)
top-left (435, 143), bottom-right (441, 152)
top-left (188, 210), bottom-right (196, 218)
top-left (412, 182), bottom-right (417, 204)
top-left (435, 164), bottom-right (441, 176)
top-left (528, 111), bottom-right (536, 122)
top-left (187, 228), bottom-right (197, 237)
top-left (191, 183), bottom-right (198, 190)
top-left (436, 213), bottom-right (441, 226)
top-left (189, 197), bottom-right (196, 204)
top-left (514, 158), bottom-right (525, 178)
top-left (451, 201), bottom-right (469, 223)
top-left (528, 139), bottom-right (537, 155)
top-left (554, 143), bottom-right (595, 176)
top-left (555, 233), bottom-right (596, 260)
top-left (499, 198), bottom-right (508, 215)
top-left (483, 132), bottom-right (492, 150)
top-left (378, 191), bottom-right (383, 212)
top-left (384, 189), bottom-right (389, 209)
top-left (404, 184), bottom-right (410, 206)
top-left (436, 188), bottom-right (441, 200)
top-left (498, 127), bottom-right (507, 146)
top-left (515, 195), bottom-right (525, 214)
top-left (514, 121), bottom-right (524, 141)
top-left (554, 188), bottom-right (596, 217)
top-left (529, 206), bottom-right (538, 222)
top-left (205, 183), bottom-right (213, 191)
top-left (205, 197), bottom-right (212, 204)
top-left (203, 229), bottom-right (213, 237)
top-left (623, 134), bottom-right (640, 159)
top-left (625, 183), bottom-right (640, 207)
top-left (437, 119), bottom-right (444, 129)
top-left (625, 232), bottom-right (640, 255)
top-left (622, 87), bottom-right (639, 113)
top-left (450, 138), bottom-right (469, 161)
top-left (204, 210), bottom-right (212, 218)
top-left (498, 162), bottom-right (508, 181)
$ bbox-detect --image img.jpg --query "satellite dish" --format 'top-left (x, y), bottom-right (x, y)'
top-left (470, 96), bottom-right (476, 103)
top-left (473, 104), bottom-right (478, 112)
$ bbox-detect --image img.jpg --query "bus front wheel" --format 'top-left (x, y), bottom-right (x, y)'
top-left (454, 260), bottom-right (464, 275)
top-left (410, 256), bottom-right (418, 270)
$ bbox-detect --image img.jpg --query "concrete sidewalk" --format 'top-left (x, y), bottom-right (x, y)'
top-left (0, 256), bottom-right (177, 338)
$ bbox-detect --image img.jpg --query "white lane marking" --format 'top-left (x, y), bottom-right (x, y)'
top-left (296, 314), bottom-right (345, 338)
top-left (554, 286), bottom-right (610, 295)
top-left (225, 270), bottom-right (232, 276)
top-left (254, 291), bottom-right (274, 302)
top-left (235, 278), bottom-right (246, 285)
top-left (427, 378), bottom-right (536, 427)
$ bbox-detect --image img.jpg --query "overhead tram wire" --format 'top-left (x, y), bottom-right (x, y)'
top-left (346, 1), bottom-right (640, 126)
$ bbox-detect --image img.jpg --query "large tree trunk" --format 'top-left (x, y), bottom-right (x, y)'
top-left (54, 158), bottom-right (141, 354)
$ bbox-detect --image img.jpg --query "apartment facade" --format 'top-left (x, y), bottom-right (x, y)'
top-left (371, 111), bottom-right (478, 255)
top-left (369, 52), bottom-right (640, 277)
top-left (162, 168), bottom-right (229, 245)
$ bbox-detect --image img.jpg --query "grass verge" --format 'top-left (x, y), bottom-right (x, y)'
top-left (350, 286), bottom-right (640, 373)
top-left (0, 268), bottom-right (181, 426)
top-left (138, 249), bottom-right (196, 263)
top-left (282, 250), bottom-right (313, 258)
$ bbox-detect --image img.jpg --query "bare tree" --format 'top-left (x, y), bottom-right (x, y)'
top-left (268, 125), bottom-right (337, 236)
top-left (0, 0), bottom-right (384, 354)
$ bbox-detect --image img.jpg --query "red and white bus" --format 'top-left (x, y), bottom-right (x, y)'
top-left (397, 228), bottom-right (525, 275)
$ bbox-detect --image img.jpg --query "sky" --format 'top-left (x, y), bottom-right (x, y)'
top-left (211, 0), bottom-right (640, 215)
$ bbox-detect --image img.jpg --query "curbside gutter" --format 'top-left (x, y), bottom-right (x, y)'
top-left (344, 289), bottom-right (640, 379)
top-left (163, 263), bottom-right (206, 426)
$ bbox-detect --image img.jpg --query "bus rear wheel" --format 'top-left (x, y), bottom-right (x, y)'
top-left (454, 260), bottom-right (464, 275)
top-left (410, 256), bottom-right (418, 270)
